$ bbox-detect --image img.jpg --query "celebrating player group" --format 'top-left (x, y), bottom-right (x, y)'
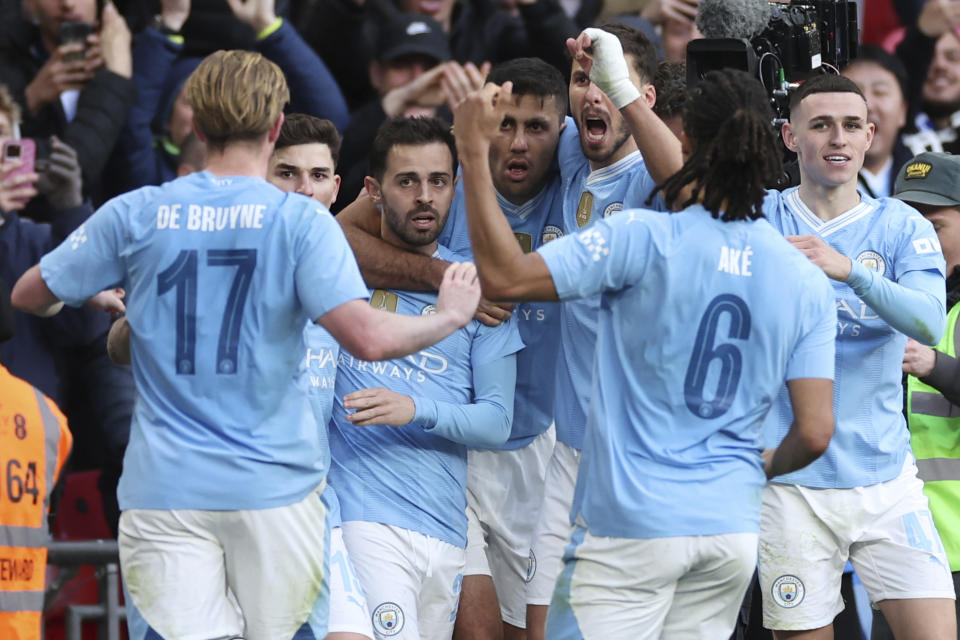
top-left (10, 20), bottom-right (957, 640)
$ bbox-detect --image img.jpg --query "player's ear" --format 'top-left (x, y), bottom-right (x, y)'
top-left (781, 122), bottom-right (798, 152)
top-left (364, 176), bottom-right (382, 201)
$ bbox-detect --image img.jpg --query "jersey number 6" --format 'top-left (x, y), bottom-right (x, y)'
top-left (683, 294), bottom-right (751, 420)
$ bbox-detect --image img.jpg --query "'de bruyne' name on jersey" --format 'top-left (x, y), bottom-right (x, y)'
top-left (155, 203), bottom-right (269, 232)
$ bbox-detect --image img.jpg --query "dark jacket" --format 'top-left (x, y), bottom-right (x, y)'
top-left (0, 20), bottom-right (137, 205)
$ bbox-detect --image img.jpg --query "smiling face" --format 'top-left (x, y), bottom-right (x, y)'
top-left (268, 142), bottom-right (341, 208)
top-left (842, 61), bottom-right (907, 171)
top-left (569, 54), bottom-right (645, 169)
top-left (923, 33), bottom-right (960, 109)
top-left (367, 142), bottom-right (455, 254)
top-left (488, 94), bottom-right (563, 205)
top-left (783, 91), bottom-right (875, 190)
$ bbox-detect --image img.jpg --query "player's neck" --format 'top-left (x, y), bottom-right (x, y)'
top-left (796, 180), bottom-right (862, 221)
top-left (204, 143), bottom-right (272, 180)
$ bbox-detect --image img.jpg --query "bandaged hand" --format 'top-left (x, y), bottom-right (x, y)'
top-left (581, 27), bottom-right (640, 110)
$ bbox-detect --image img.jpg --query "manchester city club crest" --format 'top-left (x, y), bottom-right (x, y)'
top-left (771, 575), bottom-right (805, 608)
top-left (421, 304), bottom-right (437, 316)
top-left (602, 202), bottom-right (623, 218)
top-left (372, 602), bottom-right (405, 636)
top-left (542, 225), bottom-right (563, 244)
top-left (855, 250), bottom-right (886, 277)
top-left (526, 549), bottom-right (537, 583)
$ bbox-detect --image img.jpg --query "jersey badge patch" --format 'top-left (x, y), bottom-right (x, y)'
top-left (372, 602), bottom-right (405, 636)
top-left (421, 304), bottom-right (437, 316)
top-left (526, 549), bottom-right (537, 583)
top-left (514, 232), bottom-right (533, 253)
top-left (602, 202), bottom-right (623, 218)
top-left (370, 290), bottom-right (399, 313)
top-left (576, 191), bottom-right (594, 228)
top-left (855, 250), bottom-right (886, 277)
top-left (771, 575), bottom-right (805, 608)
top-left (542, 225), bottom-right (563, 244)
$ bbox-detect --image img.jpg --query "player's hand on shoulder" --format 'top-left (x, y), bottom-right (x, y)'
top-left (344, 387), bottom-right (415, 427)
top-left (786, 235), bottom-right (852, 281)
top-left (903, 338), bottom-right (937, 377)
top-left (437, 262), bottom-right (481, 328)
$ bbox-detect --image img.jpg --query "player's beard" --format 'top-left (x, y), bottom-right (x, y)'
top-left (581, 121), bottom-right (633, 166)
top-left (383, 201), bottom-right (445, 247)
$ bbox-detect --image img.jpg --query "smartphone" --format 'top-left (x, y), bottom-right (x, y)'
top-left (60, 21), bottom-right (94, 62)
top-left (2, 139), bottom-right (37, 180)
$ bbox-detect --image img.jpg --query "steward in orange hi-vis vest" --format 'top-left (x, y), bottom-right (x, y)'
top-left (0, 364), bottom-right (71, 639)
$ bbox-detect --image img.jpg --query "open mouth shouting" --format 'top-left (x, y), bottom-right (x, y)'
top-left (582, 112), bottom-right (609, 146)
top-left (410, 208), bottom-right (438, 231)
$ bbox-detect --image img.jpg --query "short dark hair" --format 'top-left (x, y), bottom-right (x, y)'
top-left (369, 116), bottom-right (458, 182)
top-left (488, 58), bottom-right (568, 122)
top-left (842, 45), bottom-right (909, 102)
top-left (653, 61), bottom-right (689, 119)
top-left (276, 113), bottom-right (342, 168)
top-left (789, 73), bottom-right (866, 117)
top-left (595, 22), bottom-right (660, 85)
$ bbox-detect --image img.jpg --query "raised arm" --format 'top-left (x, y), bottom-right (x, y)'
top-left (567, 28), bottom-right (683, 188)
top-left (454, 83), bottom-right (558, 302)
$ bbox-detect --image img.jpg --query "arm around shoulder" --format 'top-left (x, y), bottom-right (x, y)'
top-left (12, 264), bottom-right (64, 317)
top-left (765, 377), bottom-right (834, 479)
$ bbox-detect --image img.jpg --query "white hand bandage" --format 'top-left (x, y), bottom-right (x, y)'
top-left (582, 27), bottom-right (641, 110)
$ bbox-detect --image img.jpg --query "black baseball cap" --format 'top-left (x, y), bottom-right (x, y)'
top-left (894, 152), bottom-right (960, 207)
top-left (376, 13), bottom-right (450, 64)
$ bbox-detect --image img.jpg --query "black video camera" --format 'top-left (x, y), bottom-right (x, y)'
top-left (687, 0), bottom-right (859, 122)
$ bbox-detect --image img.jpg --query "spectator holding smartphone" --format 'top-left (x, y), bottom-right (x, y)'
top-left (0, 0), bottom-right (134, 210)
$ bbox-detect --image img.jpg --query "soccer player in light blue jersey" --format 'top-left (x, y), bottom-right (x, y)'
top-left (337, 58), bottom-right (569, 640)
top-left (758, 74), bottom-right (957, 640)
top-left (11, 51), bottom-right (481, 640)
top-left (525, 25), bottom-right (683, 639)
top-left (453, 61), bottom-right (837, 639)
top-left (326, 117), bottom-right (524, 640)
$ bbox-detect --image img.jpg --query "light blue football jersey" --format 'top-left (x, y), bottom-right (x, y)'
top-left (763, 188), bottom-right (946, 488)
top-left (438, 177), bottom-right (565, 449)
top-left (299, 320), bottom-right (343, 526)
top-left (538, 205), bottom-right (837, 538)
top-left (39, 171), bottom-right (368, 510)
top-left (328, 245), bottom-right (525, 547)
top-left (554, 120), bottom-right (665, 450)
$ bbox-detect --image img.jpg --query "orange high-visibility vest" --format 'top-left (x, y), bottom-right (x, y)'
top-left (0, 365), bottom-right (71, 640)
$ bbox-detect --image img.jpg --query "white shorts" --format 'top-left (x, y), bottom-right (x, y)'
top-left (526, 440), bottom-right (580, 606)
top-left (342, 521), bottom-right (464, 640)
top-left (119, 487), bottom-right (329, 640)
top-left (759, 458), bottom-right (956, 631)
top-left (465, 427), bottom-right (555, 627)
top-left (545, 526), bottom-right (758, 640)
top-left (329, 526), bottom-right (374, 637)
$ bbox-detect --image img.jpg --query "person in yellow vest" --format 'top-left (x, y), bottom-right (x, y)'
top-left (876, 151), bottom-right (960, 639)
top-left (0, 282), bottom-right (72, 640)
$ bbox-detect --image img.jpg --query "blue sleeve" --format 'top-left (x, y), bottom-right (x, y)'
top-left (538, 211), bottom-right (654, 300)
top-left (846, 260), bottom-right (946, 346)
top-left (39, 201), bottom-right (128, 306)
top-left (293, 200), bottom-right (368, 318)
top-left (411, 353), bottom-right (516, 448)
top-left (786, 273), bottom-right (836, 380)
top-left (258, 20), bottom-right (350, 132)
